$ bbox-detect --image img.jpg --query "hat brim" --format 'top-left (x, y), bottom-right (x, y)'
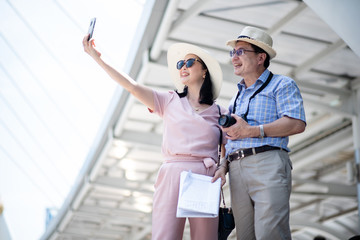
top-left (226, 38), bottom-right (276, 59)
top-left (167, 43), bottom-right (223, 100)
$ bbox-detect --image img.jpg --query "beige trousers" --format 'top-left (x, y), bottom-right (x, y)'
top-left (229, 149), bottom-right (292, 240)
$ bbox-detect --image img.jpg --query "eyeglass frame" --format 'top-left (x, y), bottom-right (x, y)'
top-left (230, 48), bottom-right (258, 57)
top-left (176, 58), bottom-right (202, 70)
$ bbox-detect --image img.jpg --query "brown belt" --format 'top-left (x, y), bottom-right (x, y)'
top-left (228, 145), bottom-right (281, 162)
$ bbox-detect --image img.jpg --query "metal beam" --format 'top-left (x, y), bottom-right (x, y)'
top-left (291, 126), bottom-right (353, 171)
top-left (93, 176), bottom-right (154, 195)
top-left (301, 97), bottom-right (354, 118)
top-left (73, 212), bottom-right (150, 227)
top-left (170, 0), bottom-right (211, 33)
top-left (114, 50), bottom-right (150, 137)
top-left (291, 38), bottom-right (347, 76)
top-left (79, 205), bottom-right (150, 218)
top-left (267, 2), bottom-right (307, 36)
top-left (118, 129), bottom-right (163, 147)
top-left (59, 231), bottom-right (120, 240)
top-left (150, 0), bottom-right (179, 60)
top-left (318, 207), bottom-right (358, 223)
top-left (130, 225), bottom-right (152, 240)
top-left (296, 81), bottom-right (352, 99)
top-left (292, 178), bottom-right (357, 198)
top-left (290, 198), bottom-right (323, 213)
top-left (290, 219), bottom-right (349, 240)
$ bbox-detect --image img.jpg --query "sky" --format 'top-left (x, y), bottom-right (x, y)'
top-left (0, 0), bottom-right (145, 239)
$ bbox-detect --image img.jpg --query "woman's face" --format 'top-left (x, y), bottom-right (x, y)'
top-left (178, 54), bottom-right (207, 87)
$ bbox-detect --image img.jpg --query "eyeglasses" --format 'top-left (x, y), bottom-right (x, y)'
top-left (176, 58), bottom-right (202, 70)
top-left (230, 48), bottom-right (257, 57)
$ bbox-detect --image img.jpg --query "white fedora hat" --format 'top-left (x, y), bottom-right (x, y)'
top-left (226, 26), bottom-right (276, 59)
top-left (167, 43), bottom-right (223, 100)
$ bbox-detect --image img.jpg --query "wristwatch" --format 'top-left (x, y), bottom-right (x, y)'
top-left (259, 125), bottom-right (265, 138)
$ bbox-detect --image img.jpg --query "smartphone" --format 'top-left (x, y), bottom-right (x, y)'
top-left (87, 17), bottom-right (96, 41)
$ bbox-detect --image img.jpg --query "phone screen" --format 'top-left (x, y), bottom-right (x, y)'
top-left (87, 18), bottom-right (96, 41)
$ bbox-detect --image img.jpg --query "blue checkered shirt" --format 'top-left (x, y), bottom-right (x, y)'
top-left (225, 69), bottom-right (306, 154)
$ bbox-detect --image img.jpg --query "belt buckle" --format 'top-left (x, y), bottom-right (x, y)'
top-left (240, 150), bottom-right (245, 158)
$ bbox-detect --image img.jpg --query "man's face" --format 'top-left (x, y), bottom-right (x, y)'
top-left (231, 41), bottom-right (260, 77)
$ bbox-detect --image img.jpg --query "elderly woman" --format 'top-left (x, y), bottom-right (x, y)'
top-left (83, 36), bottom-right (226, 240)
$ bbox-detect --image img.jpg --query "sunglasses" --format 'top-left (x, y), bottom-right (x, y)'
top-left (176, 58), bottom-right (202, 70)
top-left (230, 48), bottom-right (257, 57)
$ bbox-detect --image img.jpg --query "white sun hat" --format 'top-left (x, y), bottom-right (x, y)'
top-left (226, 26), bottom-right (277, 59)
top-left (167, 43), bottom-right (223, 100)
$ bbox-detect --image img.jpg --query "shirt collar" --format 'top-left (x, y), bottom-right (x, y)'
top-left (258, 69), bottom-right (271, 83)
top-left (237, 69), bottom-right (270, 91)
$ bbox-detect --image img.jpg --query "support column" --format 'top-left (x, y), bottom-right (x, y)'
top-left (0, 201), bottom-right (12, 240)
top-left (352, 84), bottom-right (360, 232)
top-left (303, 0), bottom-right (360, 57)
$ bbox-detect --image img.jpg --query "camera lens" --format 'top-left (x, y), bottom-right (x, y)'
top-left (218, 114), bottom-right (236, 128)
top-left (218, 115), bottom-right (228, 126)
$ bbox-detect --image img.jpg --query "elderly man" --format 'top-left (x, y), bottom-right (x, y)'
top-left (213, 26), bottom-right (306, 240)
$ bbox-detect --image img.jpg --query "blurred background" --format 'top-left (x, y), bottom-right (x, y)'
top-left (1, 0), bottom-right (360, 240)
top-left (0, 0), bottom-right (144, 239)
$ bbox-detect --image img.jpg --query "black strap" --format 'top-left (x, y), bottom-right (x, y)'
top-left (232, 72), bottom-right (273, 122)
top-left (217, 105), bottom-right (229, 208)
top-left (217, 104), bottom-right (228, 208)
top-left (217, 105), bottom-right (222, 163)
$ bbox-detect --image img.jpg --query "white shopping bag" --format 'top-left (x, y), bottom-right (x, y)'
top-left (176, 170), bottom-right (221, 218)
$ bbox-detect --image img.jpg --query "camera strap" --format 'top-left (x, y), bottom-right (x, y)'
top-left (232, 72), bottom-right (273, 122)
top-left (217, 104), bottom-right (223, 152)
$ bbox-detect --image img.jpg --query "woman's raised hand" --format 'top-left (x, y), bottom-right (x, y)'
top-left (82, 34), bottom-right (101, 59)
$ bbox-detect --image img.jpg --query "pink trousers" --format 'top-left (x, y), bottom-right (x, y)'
top-left (151, 160), bottom-right (218, 240)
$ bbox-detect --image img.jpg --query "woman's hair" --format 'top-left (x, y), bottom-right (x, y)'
top-left (199, 70), bottom-right (213, 105)
top-left (175, 58), bottom-right (214, 105)
top-left (251, 44), bottom-right (270, 69)
top-left (176, 86), bottom-right (188, 98)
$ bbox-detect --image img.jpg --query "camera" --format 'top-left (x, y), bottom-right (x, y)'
top-left (218, 114), bottom-right (236, 128)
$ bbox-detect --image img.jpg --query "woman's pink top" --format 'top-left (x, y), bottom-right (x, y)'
top-left (151, 90), bottom-right (227, 167)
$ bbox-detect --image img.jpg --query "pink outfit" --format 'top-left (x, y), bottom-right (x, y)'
top-left (150, 90), bottom-right (226, 240)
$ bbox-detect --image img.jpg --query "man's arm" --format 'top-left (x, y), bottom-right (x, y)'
top-left (223, 115), bottom-right (305, 140)
top-left (263, 116), bottom-right (305, 137)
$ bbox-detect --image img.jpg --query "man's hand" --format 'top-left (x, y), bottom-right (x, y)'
top-left (222, 114), bottom-right (253, 140)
